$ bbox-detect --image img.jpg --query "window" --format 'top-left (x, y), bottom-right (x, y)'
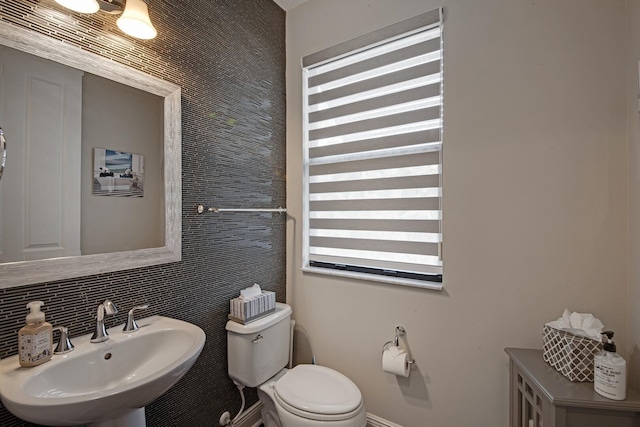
top-left (302, 9), bottom-right (444, 290)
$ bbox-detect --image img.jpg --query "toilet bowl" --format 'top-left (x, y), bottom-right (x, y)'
top-left (258, 365), bottom-right (367, 427)
top-left (226, 303), bottom-right (366, 427)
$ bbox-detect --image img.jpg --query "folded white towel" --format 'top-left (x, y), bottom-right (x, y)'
top-left (545, 309), bottom-right (604, 341)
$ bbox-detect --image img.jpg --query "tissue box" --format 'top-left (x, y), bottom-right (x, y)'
top-left (542, 325), bottom-right (603, 382)
top-left (228, 291), bottom-right (276, 325)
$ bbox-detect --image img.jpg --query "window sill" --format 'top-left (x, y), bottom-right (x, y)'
top-left (301, 266), bottom-right (444, 291)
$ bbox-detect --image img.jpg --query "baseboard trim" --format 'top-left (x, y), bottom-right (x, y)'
top-left (234, 401), bottom-right (263, 427)
top-left (366, 412), bottom-right (403, 427)
top-left (234, 402), bottom-right (401, 427)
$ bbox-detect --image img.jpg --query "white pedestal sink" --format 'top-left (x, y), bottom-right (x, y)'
top-left (0, 316), bottom-right (206, 426)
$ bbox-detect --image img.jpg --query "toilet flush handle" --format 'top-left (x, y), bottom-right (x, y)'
top-left (252, 334), bottom-right (263, 343)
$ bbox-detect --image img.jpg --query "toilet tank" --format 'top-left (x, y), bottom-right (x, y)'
top-left (226, 302), bottom-right (292, 387)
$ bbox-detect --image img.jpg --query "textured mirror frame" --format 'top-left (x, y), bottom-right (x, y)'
top-left (0, 20), bottom-right (181, 288)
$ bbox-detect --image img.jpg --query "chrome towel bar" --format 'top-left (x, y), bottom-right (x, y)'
top-left (197, 204), bottom-right (286, 214)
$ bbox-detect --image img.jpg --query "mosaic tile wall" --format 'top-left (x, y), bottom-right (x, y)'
top-left (0, 0), bottom-right (286, 425)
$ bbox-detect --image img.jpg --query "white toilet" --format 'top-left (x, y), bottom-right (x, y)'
top-left (226, 303), bottom-right (367, 427)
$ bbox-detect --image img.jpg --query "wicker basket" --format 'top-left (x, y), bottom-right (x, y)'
top-left (542, 325), bottom-right (602, 382)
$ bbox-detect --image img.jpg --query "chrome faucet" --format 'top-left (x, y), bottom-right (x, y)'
top-left (52, 325), bottom-right (74, 354)
top-left (90, 300), bottom-right (118, 343)
top-left (123, 304), bottom-right (149, 332)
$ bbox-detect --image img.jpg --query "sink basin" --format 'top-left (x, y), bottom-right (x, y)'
top-left (0, 316), bottom-right (206, 426)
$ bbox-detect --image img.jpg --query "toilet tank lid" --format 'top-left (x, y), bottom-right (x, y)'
top-left (226, 303), bottom-right (292, 334)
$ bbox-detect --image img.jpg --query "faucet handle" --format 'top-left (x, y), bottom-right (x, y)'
top-left (53, 326), bottom-right (74, 354)
top-left (103, 299), bottom-right (118, 315)
top-left (123, 304), bottom-right (149, 333)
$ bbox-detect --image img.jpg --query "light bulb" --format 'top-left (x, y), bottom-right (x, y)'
top-left (55, 0), bottom-right (100, 14)
top-left (117, 0), bottom-right (157, 40)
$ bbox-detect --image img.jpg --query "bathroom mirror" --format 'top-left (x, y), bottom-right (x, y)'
top-left (0, 20), bottom-right (181, 288)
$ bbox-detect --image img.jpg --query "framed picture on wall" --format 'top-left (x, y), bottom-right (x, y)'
top-left (93, 148), bottom-right (144, 197)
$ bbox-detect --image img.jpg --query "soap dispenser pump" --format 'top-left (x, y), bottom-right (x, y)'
top-left (594, 331), bottom-right (626, 400)
top-left (18, 301), bottom-right (53, 367)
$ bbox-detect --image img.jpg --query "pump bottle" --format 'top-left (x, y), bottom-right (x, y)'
top-left (18, 301), bottom-right (53, 367)
top-left (594, 331), bottom-right (626, 400)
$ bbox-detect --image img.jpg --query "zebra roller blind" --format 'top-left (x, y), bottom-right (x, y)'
top-left (302, 9), bottom-right (443, 286)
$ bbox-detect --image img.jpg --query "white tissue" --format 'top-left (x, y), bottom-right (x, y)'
top-left (545, 309), bottom-right (604, 341)
top-left (240, 283), bottom-right (262, 299)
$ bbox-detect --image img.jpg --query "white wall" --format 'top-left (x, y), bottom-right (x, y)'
top-left (286, 1), bottom-right (628, 426)
top-left (627, 0), bottom-right (640, 393)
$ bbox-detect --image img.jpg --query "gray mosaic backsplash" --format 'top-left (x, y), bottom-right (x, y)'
top-left (0, 0), bottom-right (286, 425)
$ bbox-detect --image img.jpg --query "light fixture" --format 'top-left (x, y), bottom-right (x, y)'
top-left (54, 0), bottom-right (158, 40)
top-left (97, 0), bottom-right (126, 14)
top-left (116, 0), bottom-right (157, 40)
top-left (54, 0), bottom-right (100, 14)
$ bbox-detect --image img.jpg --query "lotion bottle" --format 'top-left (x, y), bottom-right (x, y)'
top-left (594, 331), bottom-right (626, 400)
top-left (18, 301), bottom-right (53, 367)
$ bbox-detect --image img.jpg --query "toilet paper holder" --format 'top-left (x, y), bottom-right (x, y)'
top-left (382, 326), bottom-right (415, 365)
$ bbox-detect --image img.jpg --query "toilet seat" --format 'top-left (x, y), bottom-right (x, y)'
top-left (273, 365), bottom-right (363, 422)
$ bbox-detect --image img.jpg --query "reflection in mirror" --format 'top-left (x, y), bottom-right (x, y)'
top-left (0, 20), bottom-right (181, 288)
top-left (0, 46), bottom-right (165, 261)
top-left (0, 128), bottom-right (5, 182)
top-left (82, 74), bottom-right (165, 256)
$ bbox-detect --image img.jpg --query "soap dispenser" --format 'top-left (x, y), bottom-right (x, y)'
top-left (594, 331), bottom-right (626, 400)
top-left (18, 301), bottom-right (53, 367)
